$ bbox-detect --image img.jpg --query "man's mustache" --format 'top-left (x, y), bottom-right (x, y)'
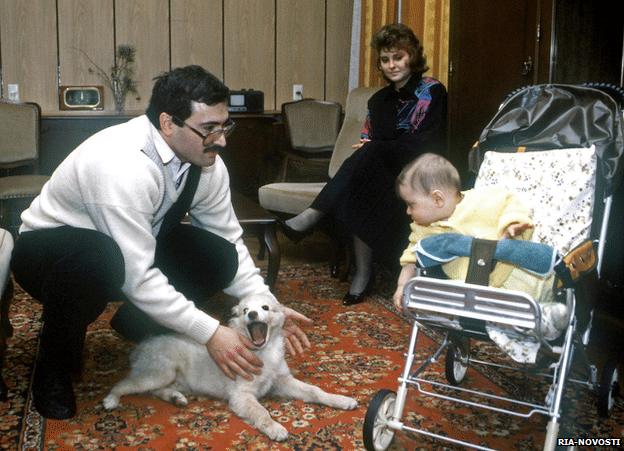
top-left (204, 144), bottom-right (225, 153)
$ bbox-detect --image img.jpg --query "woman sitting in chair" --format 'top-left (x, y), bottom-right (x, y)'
top-left (281, 23), bottom-right (447, 305)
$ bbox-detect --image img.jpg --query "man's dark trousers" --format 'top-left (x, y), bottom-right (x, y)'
top-left (11, 223), bottom-right (239, 374)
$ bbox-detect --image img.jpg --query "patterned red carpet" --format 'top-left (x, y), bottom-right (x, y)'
top-left (1, 264), bottom-right (622, 450)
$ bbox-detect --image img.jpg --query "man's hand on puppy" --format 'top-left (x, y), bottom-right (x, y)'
top-left (282, 307), bottom-right (313, 357)
top-left (207, 325), bottom-right (263, 381)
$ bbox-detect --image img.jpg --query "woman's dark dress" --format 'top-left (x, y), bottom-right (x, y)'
top-left (311, 75), bottom-right (447, 267)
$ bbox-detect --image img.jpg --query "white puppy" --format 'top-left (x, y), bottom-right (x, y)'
top-left (103, 294), bottom-right (357, 441)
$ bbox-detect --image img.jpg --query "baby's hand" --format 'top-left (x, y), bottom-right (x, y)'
top-left (504, 222), bottom-right (533, 238)
top-left (392, 286), bottom-right (404, 310)
top-left (351, 138), bottom-right (371, 150)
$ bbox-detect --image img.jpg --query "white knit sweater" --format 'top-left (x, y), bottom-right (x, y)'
top-left (20, 115), bottom-right (273, 345)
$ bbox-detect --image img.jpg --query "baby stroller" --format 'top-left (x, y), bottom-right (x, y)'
top-left (362, 83), bottom-right (623, 451)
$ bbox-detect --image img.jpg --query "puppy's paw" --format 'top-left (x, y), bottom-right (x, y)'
top-left (102, 394), bottom-right (119, 410)
top-left (332, 394), bottom-right (358, 410)
top-left (263, 421), bottom-right (289, 441)
top-left (170, 391), bottom-right (188, 406)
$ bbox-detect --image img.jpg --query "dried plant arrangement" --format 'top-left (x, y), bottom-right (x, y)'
top-left (79, 44), bottom-right (139, 112)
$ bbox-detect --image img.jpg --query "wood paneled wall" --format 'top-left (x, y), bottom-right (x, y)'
top-left (0, 0), bottom-right (353, 114)
top-left (357, 0), bottom-right (450, 88)
top-left (224, 0), bottom-right (275, 107)
top-left (403, 0), bottom-right (450, 87)
top-left (0, 0), bottom-right (58, 110)
top-left (57, 0), bottom-right (115, 110)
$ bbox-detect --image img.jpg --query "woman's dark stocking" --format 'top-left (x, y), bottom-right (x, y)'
top-left (349, 235), bottom-right (373, 295)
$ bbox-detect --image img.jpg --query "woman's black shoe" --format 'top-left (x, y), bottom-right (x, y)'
top-left (342, 291), bottom-right (366, 306)
top-left (342, 272), bottom-right (375, 306)
top-left (278, 220), bottom-right (311, 243)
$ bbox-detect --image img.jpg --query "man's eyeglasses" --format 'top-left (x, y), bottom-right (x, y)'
top-left (172, 115), bottom-right (236, 143)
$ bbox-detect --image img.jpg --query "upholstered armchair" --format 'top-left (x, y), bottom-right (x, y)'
top-left (0, 227), bottom-right (13, 400)
top-left (277, 99), bottom-right (342, 182)
top-left (0, 101), bottom-right (49, 236)
top-left (259, 87), bottom-right (378, 215)
top-left (258, 87), bottom-right (379, 277)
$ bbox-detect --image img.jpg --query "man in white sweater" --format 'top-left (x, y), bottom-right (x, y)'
top-left (11, 66), bottom-right (311, 419)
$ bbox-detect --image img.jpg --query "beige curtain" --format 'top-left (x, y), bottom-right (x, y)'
top-left (359, 0), bottom-right (449, 88)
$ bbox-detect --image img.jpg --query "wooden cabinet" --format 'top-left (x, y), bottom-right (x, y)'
top-left (40, 114), bottom-right (131, 175)
top-left (40, 112), bottom-right (286, 199)
top-left (219, 114), bottom-right (286, 199)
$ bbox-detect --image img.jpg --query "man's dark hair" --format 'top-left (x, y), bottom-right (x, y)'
top-left (146, 65), bottom-right (229, 129)
top-left (371, 23), bottom-right (429, 78)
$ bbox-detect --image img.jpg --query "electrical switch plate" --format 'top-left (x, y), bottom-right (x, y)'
top-left (293, 84), bottom-right (303, 101)
top-left (7, 84), bottom-right (19, 102)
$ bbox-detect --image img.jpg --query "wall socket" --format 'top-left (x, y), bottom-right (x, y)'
top-left (7, 84), bottom-right (20, 102)
top-left (292, 84), bottom-right (303, 101)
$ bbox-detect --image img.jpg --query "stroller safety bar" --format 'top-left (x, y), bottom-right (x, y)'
top-left (403, 276), bottom-right (542, 333)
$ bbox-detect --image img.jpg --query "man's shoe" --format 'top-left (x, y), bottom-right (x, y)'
top-left (32, 359), bottom-right (76, 419)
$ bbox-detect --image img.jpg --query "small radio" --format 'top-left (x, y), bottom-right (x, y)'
top-left (59, 86), bottom-right (104, 111)
top-left (228, 89), bottom-right (264, 113)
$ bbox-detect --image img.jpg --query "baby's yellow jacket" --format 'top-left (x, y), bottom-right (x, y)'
top-left (399, 186), bottom-right (533, 287)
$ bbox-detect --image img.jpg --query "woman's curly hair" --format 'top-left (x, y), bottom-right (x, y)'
top-left (371, 23), bottom-right (428, 77)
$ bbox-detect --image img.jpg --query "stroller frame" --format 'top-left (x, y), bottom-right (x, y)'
top-left (363, 211), bottom-right (616, 451)
top-left (363, 83), bottom-right (623, 451)
top-left (367, 279), bottom-right (586, 450)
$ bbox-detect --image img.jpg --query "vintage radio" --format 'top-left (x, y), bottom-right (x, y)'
top-left (228, 89), bottom-right (264, 113)
top-left (59, 85), bottom-right (104, 111)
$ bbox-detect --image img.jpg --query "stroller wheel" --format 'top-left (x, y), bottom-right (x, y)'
top-left (445, 339), bottom-right (470, 385)
top-left (363, 389), bottom-right (397, 451)
top-left (597, 359), bottom-right (620, 417)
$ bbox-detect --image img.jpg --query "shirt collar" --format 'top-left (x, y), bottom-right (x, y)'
top-left (151, 122), bottom-right (177, 165)
top-left (387, 74), bottom-right (422, 101)
top-left (148, 118), bottom-right (191, 181)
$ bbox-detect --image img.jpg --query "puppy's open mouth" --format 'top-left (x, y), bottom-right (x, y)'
top-left (247, 321), bottom-right (268, 347)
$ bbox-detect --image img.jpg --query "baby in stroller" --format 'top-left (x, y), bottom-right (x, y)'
top-left (363, 84), bottom-right (620, 451)
top-left (393, 153), bottom-right (570, 363)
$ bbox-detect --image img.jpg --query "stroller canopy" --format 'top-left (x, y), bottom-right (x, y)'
top-left (475, 84), bottom-right (624, 196)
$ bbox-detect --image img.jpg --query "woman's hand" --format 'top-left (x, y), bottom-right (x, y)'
top-left (351, 138), bottom-right (371, 150)
top-left (206, 325), bottom-right (263, 380)
top-left (504, 222), bottom-right (533, 238)
top-left (281, 306), bottom-right (313, 356)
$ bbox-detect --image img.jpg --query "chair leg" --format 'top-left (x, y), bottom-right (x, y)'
top-left (263, 223), bottom-right (280, 291)
top-left (330, 238), bottom-right (351, 282)
top-left (0, 201), bottom-right (7, 236)
top-left (0, 278), bottom-right (14, 401)
top-left (256, 231), bottom-right (267, 260)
